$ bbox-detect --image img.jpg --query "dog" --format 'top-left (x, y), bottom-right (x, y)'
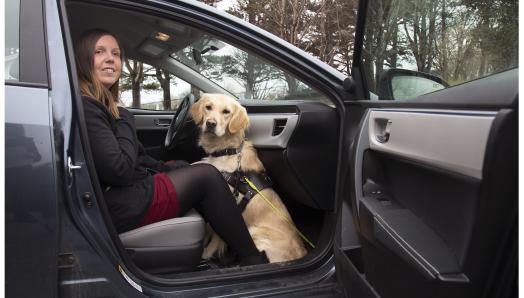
top-left (190, 93), bottom-right (308, 263)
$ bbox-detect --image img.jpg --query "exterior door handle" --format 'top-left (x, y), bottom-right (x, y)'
top-left (375, 119), bottom-right (392, 143)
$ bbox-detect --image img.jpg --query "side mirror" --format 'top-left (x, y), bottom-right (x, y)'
top-left (377, 69), bottom-right (449, 100)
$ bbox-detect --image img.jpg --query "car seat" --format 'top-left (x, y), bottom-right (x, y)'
top-left (119, 210), bottom-right (205, 273)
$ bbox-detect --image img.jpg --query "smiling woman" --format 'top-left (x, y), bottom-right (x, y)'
top-left (93, 35), bottom-right (122, 88)
top-left (74, 29), bottom-right (122, 118)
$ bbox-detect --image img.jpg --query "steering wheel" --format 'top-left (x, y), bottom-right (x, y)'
top-left (164, 94), bottom-right (196, 150)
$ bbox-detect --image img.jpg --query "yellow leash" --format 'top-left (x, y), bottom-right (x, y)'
top-left (243, 177), bottom-right (315, 249)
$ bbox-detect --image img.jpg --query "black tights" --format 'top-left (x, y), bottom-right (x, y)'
top-left (165, 164), bottom-right (260, 260)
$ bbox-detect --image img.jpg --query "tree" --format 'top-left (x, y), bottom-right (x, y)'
top-left (431, 0), bottom-right (517, 84)
top-left (155, 69), bottom-right (172, 110)
top-left (228, 0), bottom-right (318, 94)
top-left (206, 52), bottom-right (282, 100)
top-left (464, 0), bottom-right (518, 76)
top-left (221, 0), bottom-right (516, 94)
top-left (198, 0), bottom-right (220, 7)
top-left (401, 0), bottom-right (440, 73)
top-left (307, 0), bottom-right (358, 75)
top-left (227, 0), bottom-right (359, 87)
top-left (362, 0), bottom-right (404, 91)
top-left (122, 58), bottom-right (145, 108)
top-left (434, 1), bottom-right (479, 83)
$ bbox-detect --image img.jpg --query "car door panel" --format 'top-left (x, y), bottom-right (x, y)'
top-left (255, 102), bottom-right (339, 211)
top-left (340, 69), bottom-right (517, 298)
top-left (246, 113), bottom-right (299, 149)
top-left (5, 85), bottom-right (59, 298)
top-left (366, 110), bottom-right (495, 179)
top-left (356, 109), bottom-right (486, 282)
top-left (129, 109), bottom-right (172, 160)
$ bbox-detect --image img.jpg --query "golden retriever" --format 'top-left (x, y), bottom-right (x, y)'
top-left (190, 93), bottom-right (307, 263)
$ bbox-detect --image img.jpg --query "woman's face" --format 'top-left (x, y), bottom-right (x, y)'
top-left (93, 35), bottom-right (122, 88)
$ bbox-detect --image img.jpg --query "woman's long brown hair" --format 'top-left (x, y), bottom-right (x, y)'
top-left (75, 29), bottom-right (121, 118)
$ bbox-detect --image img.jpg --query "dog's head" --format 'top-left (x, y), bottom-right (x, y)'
top-left (190, 93), bottom-right (249, 137)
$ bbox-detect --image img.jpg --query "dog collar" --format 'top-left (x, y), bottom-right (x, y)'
top-left (209, 140), bottom-right (244, 157)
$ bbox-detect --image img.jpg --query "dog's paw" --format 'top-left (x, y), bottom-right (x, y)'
top-left (202, 233), bottom-right (227, 260)
top-left (202, 246), bottom-right (215, 260)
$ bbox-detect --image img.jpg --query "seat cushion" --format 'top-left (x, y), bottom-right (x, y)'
top-left (119, 210), bottom-right (204, 247)
top-left (119, 210), bottom-right (205, 273)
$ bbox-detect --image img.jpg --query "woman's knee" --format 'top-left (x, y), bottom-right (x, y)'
top-left (191, 163), bottom-right (225, 185)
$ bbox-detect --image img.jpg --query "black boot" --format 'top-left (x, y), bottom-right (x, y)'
top-left (240, 251), bottom-right (269, 266)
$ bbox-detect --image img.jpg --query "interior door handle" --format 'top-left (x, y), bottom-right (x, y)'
top-left (375, 119), bottom-right (392, 143)
top-left (154, 119), bottom-right (171, 127)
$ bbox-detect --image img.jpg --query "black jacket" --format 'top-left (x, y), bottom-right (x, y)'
top-left (83, 96), bottom-right (161, 232)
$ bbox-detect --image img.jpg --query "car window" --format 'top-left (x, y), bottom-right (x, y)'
top-left (168, 32), bottom-right (329, 104)
top-left (362, 0), bottom-right (518, 100)
top-left (119, 22), bottom-right (331, 108)
top-left (119, 59), bottom-right (202, 111)
top-left (5, 0), bottom-right (20, 81)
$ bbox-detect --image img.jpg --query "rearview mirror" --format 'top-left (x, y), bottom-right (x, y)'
top-left (377, 69), bottom-right (448, 100)
top-left (192, 46), bottom-right (219, 65)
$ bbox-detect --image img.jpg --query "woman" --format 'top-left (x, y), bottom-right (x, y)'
top-left (74, 29), bottom-right (267, 266)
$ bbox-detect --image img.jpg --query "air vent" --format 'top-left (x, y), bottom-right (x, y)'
top-left (272, 118), bottom-right (288, 136)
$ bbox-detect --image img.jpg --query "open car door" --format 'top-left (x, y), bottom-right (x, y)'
top-left (334, 0), bottom-right (518, 297)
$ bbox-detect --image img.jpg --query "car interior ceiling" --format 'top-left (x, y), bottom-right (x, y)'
top-left (66, 0), bottom-right (339, 275)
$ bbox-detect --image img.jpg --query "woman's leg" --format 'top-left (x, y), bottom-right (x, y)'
top-left (165, 164), bottom-right (267, 265)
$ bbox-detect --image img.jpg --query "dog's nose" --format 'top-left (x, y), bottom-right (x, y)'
top-left (206, 120), bottom-right (217, 129)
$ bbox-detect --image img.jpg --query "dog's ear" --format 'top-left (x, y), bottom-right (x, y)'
top-left (190, 97), bottom-right (205, 124)
top-left (228, 104), bottom-right (249, 134)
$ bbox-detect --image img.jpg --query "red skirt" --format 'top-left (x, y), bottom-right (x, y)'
top-left (138, 172), bottom-right (179, 227)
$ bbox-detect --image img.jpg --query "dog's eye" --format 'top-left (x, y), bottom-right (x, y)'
top-left (222, 109), bottom-right (230, 114)
top-left (205, 105), bottom-right (212, 111)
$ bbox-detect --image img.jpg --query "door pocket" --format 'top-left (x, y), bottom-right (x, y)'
top-left (360, 195), bottom-right (468, 282)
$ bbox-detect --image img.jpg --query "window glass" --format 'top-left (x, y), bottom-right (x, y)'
top-left (119, 60), bottom-right (201, 111)
top-left (362, 0), bottom-right (518, 100)
top-left (391, 76), bottom-right (446, 100)
top-left (169, 33), bottom-right (329, 103)
top-left (5, 0), bottom-right (20, 81)
top-left (119, 21), bottom-right (331, 110)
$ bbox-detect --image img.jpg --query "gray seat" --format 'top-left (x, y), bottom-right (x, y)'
top-left (119, 210), bottom-right (205, 273)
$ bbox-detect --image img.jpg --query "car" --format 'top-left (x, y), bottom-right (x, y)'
top-left (5, 0), bottom-right (517, 297)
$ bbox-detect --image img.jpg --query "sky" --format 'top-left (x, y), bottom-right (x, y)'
top-left (216, 0), bottom-right (235, 10)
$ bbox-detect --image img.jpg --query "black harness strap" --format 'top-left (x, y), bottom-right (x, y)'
top-left (210, 147), bottom-right (241, 157)
top-left (209, 141), bottom-right (244, 158)
top-left (221, 171), bottom-right (273, 212)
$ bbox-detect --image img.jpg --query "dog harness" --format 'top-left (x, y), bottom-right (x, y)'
top-left (221, 170), bottom-right (273, 211)
top-left (207, 140), bottom-right (273, 211)
top-left (207, 141), bottom-right (315, 249)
